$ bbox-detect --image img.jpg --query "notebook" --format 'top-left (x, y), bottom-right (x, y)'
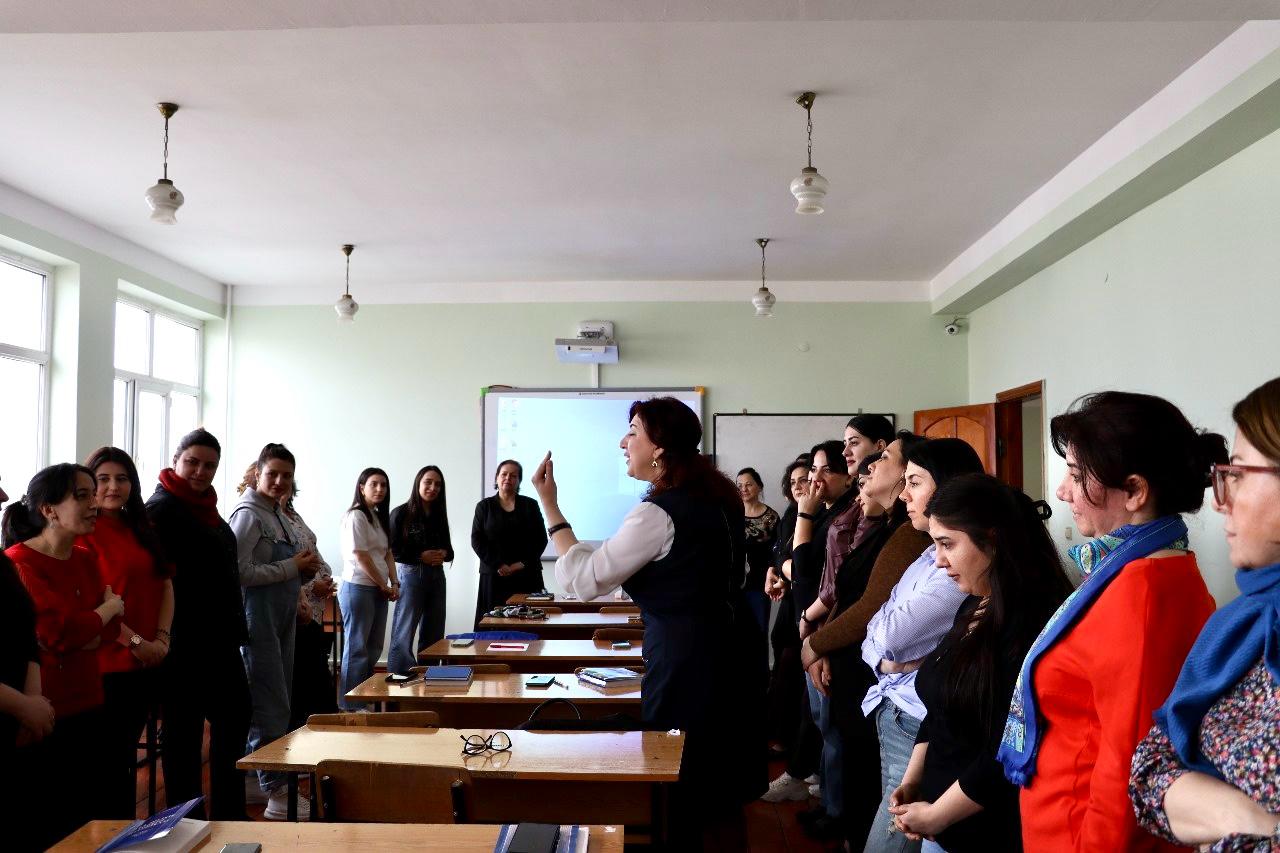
top-left (493, 824), bottom-right (589, 853)
top-left (96, 798), bottom-right (209, 853)
top-left (577, 667), bottom-right (643, 689)
top-left (423, 665), bottom-right (473, 683)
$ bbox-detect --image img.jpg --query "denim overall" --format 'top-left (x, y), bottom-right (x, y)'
top-left (242, 529), bottom-right (301, 794)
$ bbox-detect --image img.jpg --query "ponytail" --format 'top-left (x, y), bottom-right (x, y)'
top-left (1, 463), bottom-right (94, 549)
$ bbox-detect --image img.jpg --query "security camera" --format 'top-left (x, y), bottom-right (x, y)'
top-left (944, 322), bottom-right (960, 336)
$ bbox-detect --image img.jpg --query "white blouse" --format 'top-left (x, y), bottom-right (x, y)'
top-left (340, 508), bottom-right (389, 586)
top-left (554, 502), bottom-right (676, 600)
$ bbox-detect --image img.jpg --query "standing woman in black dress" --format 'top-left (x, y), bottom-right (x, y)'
top-left (888, 474), bottom-right (1073, 852)
top-left (532, 397), bottom-right (767, 847)
top-left (470, 460), bottom-right (547, 625)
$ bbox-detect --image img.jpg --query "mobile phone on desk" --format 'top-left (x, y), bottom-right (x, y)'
top-left (508, 822), bottom-right (560, 853)
top-left (525, 675), bottom-right (555, 688)
top-left (611, 641), bottom-right (631, 650)
top-left (450, 638), bottom-right (475, 648)
top-left (220, 845), bottom-right (262, 853)
top-left (385, 672), bottom-right (411, 683)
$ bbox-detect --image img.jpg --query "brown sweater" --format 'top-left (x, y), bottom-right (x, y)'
top-left (807, 523), bottom-right (931, 658)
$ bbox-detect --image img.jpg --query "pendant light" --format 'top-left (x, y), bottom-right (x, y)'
top-left (752, 238), bottom-right (776, 318)
top-left (790, 92), bottom-right (829, 215)
top-left (144, 102), bottom-right (185, 224)
top-left (334, 244), bottom-right (359, 323)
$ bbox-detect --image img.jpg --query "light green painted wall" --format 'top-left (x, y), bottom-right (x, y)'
top-left (968, 126), bottom-right (1280, 604)
top-left (226, 300), bottom-right (968, 634)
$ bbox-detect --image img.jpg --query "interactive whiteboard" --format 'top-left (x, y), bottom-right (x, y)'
top-left (481, 388), bottom-right (703, 553)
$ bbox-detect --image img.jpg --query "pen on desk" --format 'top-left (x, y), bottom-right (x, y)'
top-left (551, 678), bottom-right (566, 689)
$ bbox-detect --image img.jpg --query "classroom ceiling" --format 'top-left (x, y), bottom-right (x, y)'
top-left (0, 2), bottom-right (1261, 292)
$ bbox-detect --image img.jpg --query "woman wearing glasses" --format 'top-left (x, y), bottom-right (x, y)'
top-left (1130, 377), bottom-right (1280, 850)
top-left (1000, 392), bottom-right (1227, 852)
top-left (531, 397), bottom-right (765, 845)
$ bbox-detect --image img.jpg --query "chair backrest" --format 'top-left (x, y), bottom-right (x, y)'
top-left (308, 711), bottom-right (441, 728)
top-left (599, 606), bottom-right (641, 615)
top-left (538, 606), bottom-right (563, 614)
top-left (317, 760), bottom-right (470, 822)
top-left (593, 628), bottom-right (645, 642)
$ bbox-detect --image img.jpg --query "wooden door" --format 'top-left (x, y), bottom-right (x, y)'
top-left (914, 401), bottom-right (1024, 485)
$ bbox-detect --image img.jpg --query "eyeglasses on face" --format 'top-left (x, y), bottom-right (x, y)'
top-left (1210, 463), bottom-right (1280, 505)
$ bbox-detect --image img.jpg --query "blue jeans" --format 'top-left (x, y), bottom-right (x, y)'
top-left (863, 698), bottom-right (922, 853)
top-left (387, 563), bottom-right (447, 674)
top-left (338, 581), bottom-right (388, 711)
top-left (921, 840), bottom-right (945, 853)
top-left (744, 589), bottom-right (770, 635)
top-left (242, 551), bottom-right (301, 794)
top-left (806, 676), bottom-right (843, 819)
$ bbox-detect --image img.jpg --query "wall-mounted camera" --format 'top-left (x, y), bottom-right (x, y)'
top-left (943, 316), bottom-right (966, 336)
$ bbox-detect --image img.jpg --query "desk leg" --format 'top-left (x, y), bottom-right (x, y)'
top-left (287, 773), bottom-right (298, 821)
top-left (652, 781), bottom-right (669, 848)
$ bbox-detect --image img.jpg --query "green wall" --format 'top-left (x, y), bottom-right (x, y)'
top-left (967, 126), bottom-right (1280, 603)
top-left (226, 300), bottom-right (968, 633)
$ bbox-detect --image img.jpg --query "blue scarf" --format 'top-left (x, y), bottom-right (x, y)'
top-left (1153, 561), bottom-right (1280, 779)
top-left (997, 515), bottom-right (1190, 786)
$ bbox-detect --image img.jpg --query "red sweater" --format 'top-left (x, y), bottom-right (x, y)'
top-left (78, 514), bottom-right (173, 674)
top-left (1019, 554), bottom-right (1215, 852)
top-left (5, 543), bottom-right (120, 718)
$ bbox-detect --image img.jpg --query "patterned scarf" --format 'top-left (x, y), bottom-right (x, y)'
top-left (997, 515), bottom-right (1190, 786)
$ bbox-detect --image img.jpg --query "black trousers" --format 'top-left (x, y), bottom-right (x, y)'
top-left (34, 707), bottom-right (111, 849)
top-left (290, 619), bottom-right (337, 729)
top-left (829, 649), bottom-right (881, 845)
top-left (159, 648), bottom-right (251, 820)
top-left (102, 667), bottom-right (160, 818)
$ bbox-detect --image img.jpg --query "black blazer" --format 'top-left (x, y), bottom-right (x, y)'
top-left (469, 495), bottom-right (547, 576)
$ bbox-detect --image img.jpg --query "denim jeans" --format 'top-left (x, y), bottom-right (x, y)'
top-left (863, 698), bottom-right (923, 853)
top-left (242, 564), bottom-right (301, 794)
top-left (806, 676), bottom-right (843, 819)
top-left (387, 563), bottom-right (447, 674)
top-left (743, 588), bottom-right (770, 635)
top-left (921, 840), bottom-right (946, 853)
top-left (338, 581), bottom-right (388, 711)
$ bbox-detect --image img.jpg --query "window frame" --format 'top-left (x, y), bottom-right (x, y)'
top-left (113, 296), bottom-right (203, 464)
top-left (0, 252), bottom-right (53, 474)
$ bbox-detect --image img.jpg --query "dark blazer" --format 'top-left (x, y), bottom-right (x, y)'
top-left (469, 494), bottom-right (547, 576)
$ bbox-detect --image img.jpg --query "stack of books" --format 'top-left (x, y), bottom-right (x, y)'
top-left (576, 667), bottom-right (643, 690)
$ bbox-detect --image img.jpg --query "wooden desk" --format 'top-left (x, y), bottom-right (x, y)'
top-left (507, 593), bottom-right (629, 612)
top-left (53, 820), bottom-right (624, 852)
top-left (478, 612), bottom-right (640, 639)
top-left (420, 639), bottom-right (643, 673)
top-left (238, 724), bottom-right (681, 836)
top-left (345, 671), bottom-right (642, 726)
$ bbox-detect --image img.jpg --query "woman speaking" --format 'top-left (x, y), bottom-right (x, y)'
top-left (531, 396), bottom-right (766, 846)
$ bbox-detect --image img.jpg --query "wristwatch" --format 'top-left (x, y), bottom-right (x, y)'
top-left (129, 634), bottom-right (143, 648)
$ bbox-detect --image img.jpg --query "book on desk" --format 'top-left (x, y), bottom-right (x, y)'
top-left (423, 665), bottom-right (474, 684)
top-left (95, 798), bottom-right (209, 853)
top-left (577, 667), bottom-right (643, 689)
top-left (494, 824), bottom-right (589, 853)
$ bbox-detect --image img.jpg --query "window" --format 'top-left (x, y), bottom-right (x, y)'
top-left (113, 299), bottom-right (202, 487)
top-left (0, 256), bottom-right (51, 498)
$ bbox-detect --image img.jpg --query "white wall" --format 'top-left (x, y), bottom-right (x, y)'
top-left (225, 300), bottom-right (969, 635)
top-left (968, 125), bottom-right (1280, 604)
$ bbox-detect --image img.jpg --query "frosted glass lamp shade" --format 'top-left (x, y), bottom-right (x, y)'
top-left (752, 286), bottom-right (776, 317)
top-left (790, 166), bottom-right (828, 215)
top-left (334, 294), bottom-right (359, 323)
top-left (145, 178), bottom-right (184, 224)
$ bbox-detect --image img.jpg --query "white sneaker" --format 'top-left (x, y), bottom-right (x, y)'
top-left (760, 771), bottom-right (811, 802)
top-left (808, 782), bottom-right (821, 798)
top-left (244, 776), bottom-right (269, 805)
top-left (263, 788), bottom-right (311, 821)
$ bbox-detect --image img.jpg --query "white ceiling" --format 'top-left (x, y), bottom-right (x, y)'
top-left (0, 2), bottom-right (1259, 292)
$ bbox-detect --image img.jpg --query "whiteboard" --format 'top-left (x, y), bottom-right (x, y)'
top-left (713, 412), bottom-right (896, 513)
top-left (481, 387), bottom-right (704, 554)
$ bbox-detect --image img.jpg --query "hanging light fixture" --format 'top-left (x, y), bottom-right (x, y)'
top-left (790, 92), bottom-right (829, 215)
top-left (144, 102), bottom-right (185, 224)
top-left (334, 244), bottom-right (359, 323)
top-left (752, 237), bottom-right (776, 318)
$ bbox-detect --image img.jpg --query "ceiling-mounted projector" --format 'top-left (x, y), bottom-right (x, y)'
top-left (556, 321), bottom-right (619, 364)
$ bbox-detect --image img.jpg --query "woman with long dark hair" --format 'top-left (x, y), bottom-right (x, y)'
top-left (1130, 377), bottom-right (1280, 850)
top-left (738, 466), bottom-right (779, 634)
top-left (80, 446), bottom-right (174, 819)
top-left (999, 392), bottom-right (1227, 852)
top-left (146, 428), bottom-right (250, 820)
top-left (532, 396), bottom-right (766, 845)
top-left (388, 465), bottom-right (454, 674)
top-left (888, 474), bottom-right (1074, 851)
top-left (337, 467), bottom-right (397, 710)
top-left (3, 463), bottom-right (123, 845)
top-left (471, 459), bottom-right (548, 624)
top-left (229, 442), bottom-right (321, 820)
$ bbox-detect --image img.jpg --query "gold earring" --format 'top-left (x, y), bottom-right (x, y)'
top-left (650, 458), bottom-right (659, 469)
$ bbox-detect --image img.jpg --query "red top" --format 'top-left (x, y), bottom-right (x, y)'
top-left (5, 542), bottom-right (121, 718)
top-left (1019, 553), bottom-right (1216, 852)
top-left (78, 513), bottom-right (173, 674)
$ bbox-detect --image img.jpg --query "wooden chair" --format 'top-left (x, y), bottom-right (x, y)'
top-left (599, 606), bottom-right (641, 615)
top-left (593, 628), bottom-right (645, 643)
top-left (317, 759), bottom-right (471, 822)
top-left (308, 711), bottom-right (441, 728)
top-left (412, 663), bottom-right (512, 675)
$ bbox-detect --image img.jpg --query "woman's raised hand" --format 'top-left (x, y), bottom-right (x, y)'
top-left (532, 451), bottom-right (557, 505)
